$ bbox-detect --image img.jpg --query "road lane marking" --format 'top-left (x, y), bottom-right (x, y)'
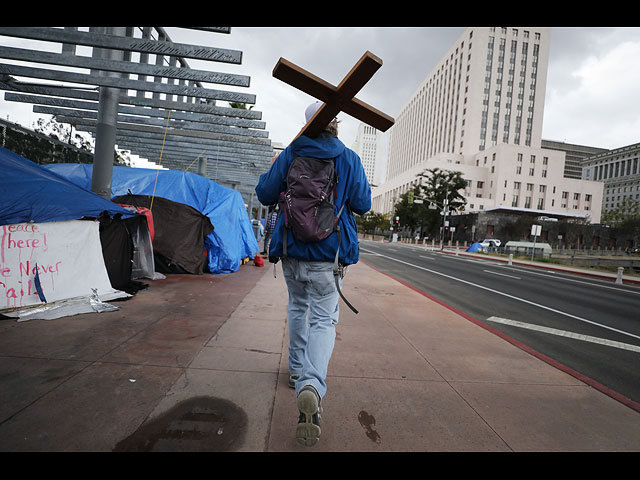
top-left (483, 270), bottom-right (521, 280)
top-left (458, 257), bottom-right (504, 266)
top-left (419, 255), bottom-right (435, 260)
top-left (497, 264), bottom-right (640, 295)
top-left (486, 316), bottom-right (640, 353)
top-left (359, 248), bottom-right (640, 342)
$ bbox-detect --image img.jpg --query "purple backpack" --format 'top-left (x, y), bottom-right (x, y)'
top-left (279, 156), bottom-right (344, 244)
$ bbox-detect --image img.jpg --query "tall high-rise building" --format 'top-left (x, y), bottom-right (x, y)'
top-left (352, 122), bottom-right (383, 186)
top-left (373, 27), bottom-right (604, 223)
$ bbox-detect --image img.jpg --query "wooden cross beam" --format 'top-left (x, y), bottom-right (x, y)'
top-left (272, 51), bottom-right (395, 140)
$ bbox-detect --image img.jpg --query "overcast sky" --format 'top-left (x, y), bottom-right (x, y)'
top-left (1, 27), bottom-right (639, 164)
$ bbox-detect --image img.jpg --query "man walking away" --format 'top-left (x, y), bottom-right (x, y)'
top-left (255, 101), bottom-right (371, 446)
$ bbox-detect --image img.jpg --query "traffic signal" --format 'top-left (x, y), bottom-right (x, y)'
top-left (394, 217), bottom-right (400, 231)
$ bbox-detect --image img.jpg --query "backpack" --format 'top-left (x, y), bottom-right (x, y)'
top-left (275, 155), bottom-right (358, 314)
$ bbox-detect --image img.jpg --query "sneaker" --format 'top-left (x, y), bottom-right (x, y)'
top-left (296, 386), bottom-right (321, 447)
top-left (288, 374), bottom-right (299, 389)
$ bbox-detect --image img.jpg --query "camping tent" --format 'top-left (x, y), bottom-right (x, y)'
top-left (466, 242), bottom-right (483, 252)
top-left (113, 194), bottom-right (213, 275)
top-left (44, 164), bottom-right (259, 274)
top-left (0, 146), bottom-right (137, 318)
top-left (0, 146), bottom-right (135, 226)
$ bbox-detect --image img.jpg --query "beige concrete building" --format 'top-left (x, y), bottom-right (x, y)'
top-left (351, 122), bottom-right (383, 186)
top-left (372, 26), bottom-right (604, 223)
top-left (582, 142), bottom-right (640, 214)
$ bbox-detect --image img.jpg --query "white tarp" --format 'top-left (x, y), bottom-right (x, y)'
top-left (0, 219), bottom-right (129, 320)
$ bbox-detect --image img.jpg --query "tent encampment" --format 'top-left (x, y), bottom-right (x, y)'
top-left (0, 146), bottom-right (138, 319)
top-left (44, 164), bottom-right (259, 274)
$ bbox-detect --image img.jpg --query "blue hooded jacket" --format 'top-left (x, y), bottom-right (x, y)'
top-left (255, 133), bottom-right (371, 265)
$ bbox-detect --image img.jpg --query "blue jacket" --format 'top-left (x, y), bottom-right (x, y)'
top-left (255, 134), bottom-right (371, 265)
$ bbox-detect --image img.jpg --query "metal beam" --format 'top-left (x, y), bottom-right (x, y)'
top-left (0, 45), bottom-right (251, 87)
top-left (36, 106), bottom-right (268, 138)
top-left (5, 93), bottom-right (265, 129)
top-left (1, 83), bottom-right (262, 120)
top-left (0, 27), bottom-right (242, 64)
top-left (57, 116), bottom-right (271, 147)
top-left (75, 124), bottom-right (274, 155)
top-left (0, 63), bottom-right (256, 104)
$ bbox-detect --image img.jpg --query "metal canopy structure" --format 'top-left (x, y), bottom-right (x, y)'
top-left (0, 26), bottom-right (274, 209)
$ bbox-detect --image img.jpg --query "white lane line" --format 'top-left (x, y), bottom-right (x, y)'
top-left (486, 316), bottom-right (640, 353)
top-left (483, 270), bottom-right (521, 280)
top-left (360, 248), bottom-right (640, 342)
top-left (498, 264), bottom-right (640, 296)
top-left (419, 255), bottom-right (435, 260)
top-left (457, 257), bottom-right (504, 266)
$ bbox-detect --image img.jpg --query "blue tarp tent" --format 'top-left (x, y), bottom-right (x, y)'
top-left (0, 146), bottom-right (137, 316)
top-left (44, 164), bottom-right (259, 274)
top-left (466, 242), bottom-right (483, 252)
top-left (0, 146), bottom-right (135, 225)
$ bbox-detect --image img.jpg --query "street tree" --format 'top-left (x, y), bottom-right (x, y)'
top-left (393, 168), bottom-right (468, 237)
top-left (355, 211), bottom-right (390, 234)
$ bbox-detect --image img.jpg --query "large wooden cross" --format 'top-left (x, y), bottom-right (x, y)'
top-left (272, 50), bottom-right (395, 140)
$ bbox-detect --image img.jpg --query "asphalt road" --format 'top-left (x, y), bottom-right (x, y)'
top-left (358, 239), bottom-right (640, 407)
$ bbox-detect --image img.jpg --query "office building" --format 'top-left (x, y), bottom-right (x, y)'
top-left (352, 122), bottom-right (383, 186)
top-left (582, 142), bottom-right (640, 214)
top-left (372, 27), bottom-right (604, 223)
top-left (541, 139), bottom-right (608, 179)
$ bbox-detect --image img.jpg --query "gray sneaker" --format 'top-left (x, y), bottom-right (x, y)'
top-left (288, 374), bottom-right (299, 389)
top-left (296, 385), bottom-right (321, 447)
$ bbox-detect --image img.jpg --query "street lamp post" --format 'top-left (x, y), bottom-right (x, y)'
top-left (441, 195), bottom-right (449, 250)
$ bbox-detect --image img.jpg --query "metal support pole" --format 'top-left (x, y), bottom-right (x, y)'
top-left (198, 156), bottom-right (207, 177)
top-left (92, 27), bottom-right (127, 199)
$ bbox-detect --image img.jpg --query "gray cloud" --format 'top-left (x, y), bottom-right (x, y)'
top-left (1, 27), bottom-right (637, 157)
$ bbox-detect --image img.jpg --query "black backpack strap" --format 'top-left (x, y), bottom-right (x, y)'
top-left (332, 204), bottom-right (358, 314)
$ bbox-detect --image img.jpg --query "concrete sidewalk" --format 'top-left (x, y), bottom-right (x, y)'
top-left (0, 259), bottom-right (639, 451)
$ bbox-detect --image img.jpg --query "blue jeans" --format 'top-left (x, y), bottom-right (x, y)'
top-left (282, 257), bottom-right (341, 400)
